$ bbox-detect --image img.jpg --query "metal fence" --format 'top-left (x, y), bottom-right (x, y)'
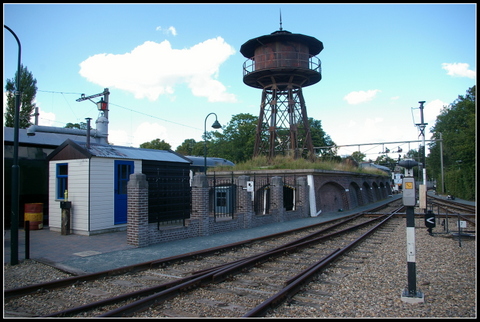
top-left (142, 161), bottom-right (191, 229)
top-left (207, 172), bottom-right (299, 220)
top-left (209, 172), bottom-right (236, 222)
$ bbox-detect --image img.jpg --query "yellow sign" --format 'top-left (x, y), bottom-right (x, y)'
top-left (405, 182), bottom-right (413, 189)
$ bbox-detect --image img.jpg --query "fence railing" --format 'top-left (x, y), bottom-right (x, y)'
top-left (243, 52), bottom-right (321, 76)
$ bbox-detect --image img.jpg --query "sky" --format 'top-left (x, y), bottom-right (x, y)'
top-left (3, 3), bottom-right (476, 160)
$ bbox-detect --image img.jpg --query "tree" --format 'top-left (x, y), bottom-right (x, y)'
top-left (175, 139), bottom-right (204, 156)
top-left (65, 122), bottom-right (88, 130)
top-left (4, 65), bottom-right (38, 128)
top-left (209, 113), bottom-right (258, 163)
top-left (175, 113), bottom-right (336, 164)
top-left (351, 151), bottom-right (366, 163)
top-left (308, 118), bottom-right (334, 147)
top-left (374, 154), bottom-right (398, 172)
top-left (307, 118), bottom-right (336, 159)
top-left (427, 86), bottom-right (475, 200)
top-left (140, 138), bottom-right (171, 150)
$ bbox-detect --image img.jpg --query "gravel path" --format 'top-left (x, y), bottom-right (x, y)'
top-left (3, 216), bottom-right (476, 318)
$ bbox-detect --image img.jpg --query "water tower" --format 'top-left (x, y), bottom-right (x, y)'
top-left (240, 24), bottom-right (323, 159)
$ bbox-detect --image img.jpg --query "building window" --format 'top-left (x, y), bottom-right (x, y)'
top-left (56, 163), bottom-right (68, 200)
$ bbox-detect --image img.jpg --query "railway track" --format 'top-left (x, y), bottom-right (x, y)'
top-left (5, 201), bottom-right (404, 317)
top-left (428, 195), bottom-right (476, 215)
top-left (427, 195), bottom-right (476, 233)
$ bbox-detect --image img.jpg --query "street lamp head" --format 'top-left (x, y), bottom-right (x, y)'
top-left (398, 159), bottom-right (418, 170)
top-left (204, 112), bottom-right (221, 173)
top-left (211, 120), bottom-right (222, 129)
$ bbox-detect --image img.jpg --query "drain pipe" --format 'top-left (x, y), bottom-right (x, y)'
top-left (86, 118), bottom-right (92, 149)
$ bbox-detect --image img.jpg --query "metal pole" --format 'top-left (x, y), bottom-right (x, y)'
top-left (457, 214), bottom-right (462, 248)
top-left (204, 116), bottom-right (209, 173)
top-left (33, 107), bottom-right (39, 125)
top-left (4, 25), bottom-right (22, 265)
top-left (103, 88), bottom-right (109, 120)
top-left (203, 112), bottom-right (220, 173)
top-left (86, 118), bottom-right (92, 149)
top-left (405, 206), bottom-right (417, 295)
top-left (25, 221), bottom-right (30, 260)
top-left (439, 132), bottom-right (445, 194)
top-left (418, 101), bottom-right (427, 186)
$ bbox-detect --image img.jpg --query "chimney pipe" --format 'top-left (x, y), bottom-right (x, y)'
top-left (86, 118), bottom-right (92, 149)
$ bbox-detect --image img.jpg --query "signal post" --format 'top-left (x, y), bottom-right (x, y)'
top-left (399, 159), bottom-right (425, 304)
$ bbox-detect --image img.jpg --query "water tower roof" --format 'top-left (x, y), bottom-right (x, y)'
top-left (240, 29), bottom-right (323, 58)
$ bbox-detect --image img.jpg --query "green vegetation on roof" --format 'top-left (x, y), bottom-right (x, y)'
top-left (213, 155), bottom-right (387, 176)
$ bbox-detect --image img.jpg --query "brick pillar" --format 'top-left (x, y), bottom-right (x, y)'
top-left (191, 173), bottom-right (210, 236)
top-left (127, 173), bottom-right (149, 247)
top-left (270, 176), bottom-right (285, 222)
top-left (296, 176), bottom-right (309, 217)
top-left (237, 175), bottom-right (253, 229)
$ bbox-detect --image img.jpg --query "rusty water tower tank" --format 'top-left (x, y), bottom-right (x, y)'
top-left (240, 28), bottom-right (323, 159)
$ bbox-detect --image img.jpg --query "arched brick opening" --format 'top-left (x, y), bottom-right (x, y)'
top-left (372, 182), bottom-right (381, 201)
top-left (362, 182), bottom-right (373, 204)
top-left (317, 181), bottom-right (346, 213)
top-left (348, 181), bottom-right (363, 208)
top-left (379, 182), bottom-right (387, 199)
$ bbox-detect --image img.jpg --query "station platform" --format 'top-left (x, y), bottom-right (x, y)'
top-left (5, 194), bottom-right (471, 275)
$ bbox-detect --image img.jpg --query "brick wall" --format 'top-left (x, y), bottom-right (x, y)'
top-left (127, 169), bottom-right (390, 247)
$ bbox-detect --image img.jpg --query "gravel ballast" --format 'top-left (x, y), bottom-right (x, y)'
top-left (3, 216), bottom-right (476, 318)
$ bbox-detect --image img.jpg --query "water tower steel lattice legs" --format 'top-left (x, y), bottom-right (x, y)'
top-left (254, 85), bottom-right (314, 159)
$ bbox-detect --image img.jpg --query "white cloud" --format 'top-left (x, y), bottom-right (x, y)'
top-left (167, 26), bottom-right (177, 36)
top-left (365, 117), bottom-right (383, 127)
top-left (108, 129), bottom-right (131, 146)
top-left (156, 26), bottom-right (177, 36)
top-left (441, 62), bottom-right (476, 79)
top-left (343, 89), bottom-right (381, 105)
top-left (79, 37), bottom-right (237, 103)
top-left (424, 99), bottom-right (447, 125)
top-left (132, 122), bottom-right (169, 147)
top-left (37, 109), bottom-right (56, 126)
top-left (108, 122), bottom-right (169, 148)
top-left (347, 120), bottom-right (357, 128)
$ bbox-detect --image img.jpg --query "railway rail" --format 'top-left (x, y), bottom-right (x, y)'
top-left (5, 201), bottom-right (404, 317)
top-left (428, 195), bottom-right (476, 215)
top-left (427, 195), bottom-right (476, 234)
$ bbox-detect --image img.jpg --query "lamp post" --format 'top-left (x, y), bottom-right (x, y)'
top-left (4, 25), bottom-right (22, 265)
top-left (204, 113), bottom-right (222, 173)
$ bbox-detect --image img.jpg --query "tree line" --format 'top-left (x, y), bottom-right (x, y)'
top-left (426, 86), bottom-right (475, 201)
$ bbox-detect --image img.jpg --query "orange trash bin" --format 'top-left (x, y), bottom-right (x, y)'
top-left (24, 203), bottom-right (43, 230)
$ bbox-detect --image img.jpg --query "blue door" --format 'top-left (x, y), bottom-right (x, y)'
top-left (114, 160), bottom-right (134, 224)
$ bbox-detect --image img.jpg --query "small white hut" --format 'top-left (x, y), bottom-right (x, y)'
top-left (47, 139), bottom-right (191, 235)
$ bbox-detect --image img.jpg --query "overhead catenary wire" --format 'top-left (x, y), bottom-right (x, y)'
top-left (36, 89), bottom-right (203, 132)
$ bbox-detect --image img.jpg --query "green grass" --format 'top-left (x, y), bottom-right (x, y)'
top-left (212, 155), bottom-right (387, 176)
